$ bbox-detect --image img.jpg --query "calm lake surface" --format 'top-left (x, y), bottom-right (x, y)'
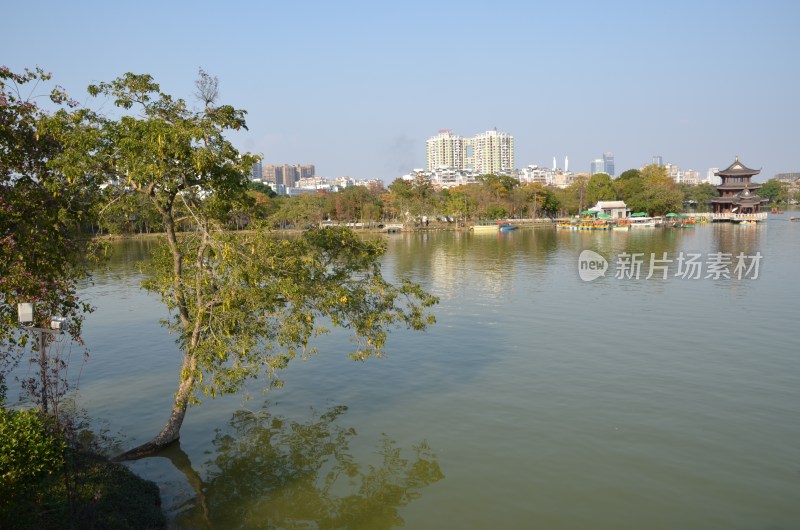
top-left (55, 218), bottom-right (800, 528)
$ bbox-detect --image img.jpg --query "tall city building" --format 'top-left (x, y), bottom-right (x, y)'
top-left (590, 159), bottom-right (604, 175)
top-left (298, 164), bottom-right (315, 180)
top-left (603, 152), bottom-right (615, 177)
top-left (426, 129), bottom-right (514, 174)
top-left (652, 155), bottom-right (663, 167)
top-left (469, 130), bottom-right (514, 175)
top-left (706, 168), bottom-right (721, 185)
top-left (426, 130), bottom-right (467, 170)
top-left (251, 160), bottom-right (262, 181)
top-left (262, 164), bottom-right (315, 186)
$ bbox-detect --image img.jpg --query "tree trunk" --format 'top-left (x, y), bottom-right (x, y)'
top-left (113, 197), bottom-right (205, 462)
top-left (113, 353), bottom-right (196, 461)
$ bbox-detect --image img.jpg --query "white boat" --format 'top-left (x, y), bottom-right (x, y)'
top-left (630, 216), bottom-right (657, 227)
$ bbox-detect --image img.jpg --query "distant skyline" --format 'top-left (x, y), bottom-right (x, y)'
top-left (4, 1), bottom-right (798, 182)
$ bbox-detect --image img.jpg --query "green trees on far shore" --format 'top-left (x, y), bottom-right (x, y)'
top-left (87, 161), bottom-right (793, 234)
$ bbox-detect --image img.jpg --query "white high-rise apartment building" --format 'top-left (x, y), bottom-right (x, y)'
top-left (426, 130), bottom-right (466, 170)
top-left (469, 130), bottom-right (514, 175)
top-left (426, 129), bottom-right (514, 174)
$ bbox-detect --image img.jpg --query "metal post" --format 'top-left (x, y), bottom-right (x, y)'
top-left (39, 330), bottom-right (48, 415)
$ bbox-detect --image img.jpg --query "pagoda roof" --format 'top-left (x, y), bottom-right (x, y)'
top-left (711, 189), bottom-right (767, 205)
top-left (715, 156), bottom-right (761, 177)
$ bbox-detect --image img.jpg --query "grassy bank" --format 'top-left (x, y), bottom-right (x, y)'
top-left (1, 449), bottom-right (164, 529)
top-left (0, 409), bottom-right (164, 529)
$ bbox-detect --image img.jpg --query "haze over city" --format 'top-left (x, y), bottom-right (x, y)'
top-left (4, 0), bottom-right (798, 181)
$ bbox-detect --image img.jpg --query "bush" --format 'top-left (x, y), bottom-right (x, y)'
top-left (0, 406), bottom-right (164, 528)
top-left (0, 407), bottom-right (66, 496)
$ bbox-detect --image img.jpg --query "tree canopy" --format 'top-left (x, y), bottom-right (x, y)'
top-left (1, 67), bottom-right (101, 400)
top-left (586, 173), bottom-right (616, 205)
top-left (758, 178), bottom-right (788, 203)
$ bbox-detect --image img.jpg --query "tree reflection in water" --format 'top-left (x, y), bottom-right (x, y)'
top-left (166, 405), bottom-right (444, 529)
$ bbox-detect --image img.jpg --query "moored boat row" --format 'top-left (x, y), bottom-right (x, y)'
top-left (472, 220), bottom-right (518, 233)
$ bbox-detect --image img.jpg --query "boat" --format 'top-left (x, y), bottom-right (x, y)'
top-left (472, 221), bottom-right (499, 233)
top-left (630, 216), bottom-right (657, 227)
top-left (472, 220), bottom-right (517, 233)
top-left (790, 217), bottom-right (800, 222)
top-left (578, 219), bottom-right (611, 230)
top-left (771, 207), bottom-right (784, 214)
top-left (612, 219), bottom-right (631, 231)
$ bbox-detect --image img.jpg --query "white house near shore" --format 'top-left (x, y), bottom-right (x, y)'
top-left (590, 201), bottom-right (629, 218)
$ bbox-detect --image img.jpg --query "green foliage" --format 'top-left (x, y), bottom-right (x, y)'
top-left (635, 166), bottom-right (683, 215)
top-left (93, 187), bottom-right (161, 235)
top-left (333, 185), bottom-right (381, 222)
top-left (586, 173), bottom-right (616, 205)
top-left (442, 186), bottom-right (478, 220)
top-left (1, 67), bottom-right (99, 394)
top-left (617, 169), bottom-right (641, 181)
top-left (758, 178), bottom-right (787, 203)
top-left (0, 407), bottom-right (66, 501)
top-left (613, 171), bottom-right (645, 207)
top-left (0, 432), bottom-right (164, 529)
top-left (477, 174), bottom-right (518, 194)
top-left (535, 185), bottom-right (561, 218)
top-left (679, 182), bottom-right (717, 212)
top-left (611, 165), bottom-right (683, 216)
top-left (84, 72), bottom-right (257, 214)
top-left (247, 180), bottom-right (277, 198)
top-left (141, 226), bottom-right (438, 401)
top-left (556, 176), bottom-right (589, 214)
top-left (483, 204), bottom-right (509, 220)
top-left (270, 193), bottom-right (330, 228)
top-left (383, 176), bottom-right (440, 220)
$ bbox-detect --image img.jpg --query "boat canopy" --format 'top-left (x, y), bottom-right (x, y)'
top-left (631, 212), bottom-right (648, 217)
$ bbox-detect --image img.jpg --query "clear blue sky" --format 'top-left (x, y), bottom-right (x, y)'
top-left (4, 0), bottom-right (798, 181)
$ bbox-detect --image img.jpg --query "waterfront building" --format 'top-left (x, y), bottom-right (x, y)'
top-left (710, 157), bottom-right (768, 214)
top-left (590, 200), bottom-right (629, 219)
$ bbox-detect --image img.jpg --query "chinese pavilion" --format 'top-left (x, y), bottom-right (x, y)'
top-left (710, 156), bottom-right (768, 215)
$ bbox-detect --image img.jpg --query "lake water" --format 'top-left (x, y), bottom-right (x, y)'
top-left (40, 218), bottom-right (800, 528)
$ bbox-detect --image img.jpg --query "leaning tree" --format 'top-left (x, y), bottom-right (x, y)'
top-left (75, 72), bottom-right (437, 458)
